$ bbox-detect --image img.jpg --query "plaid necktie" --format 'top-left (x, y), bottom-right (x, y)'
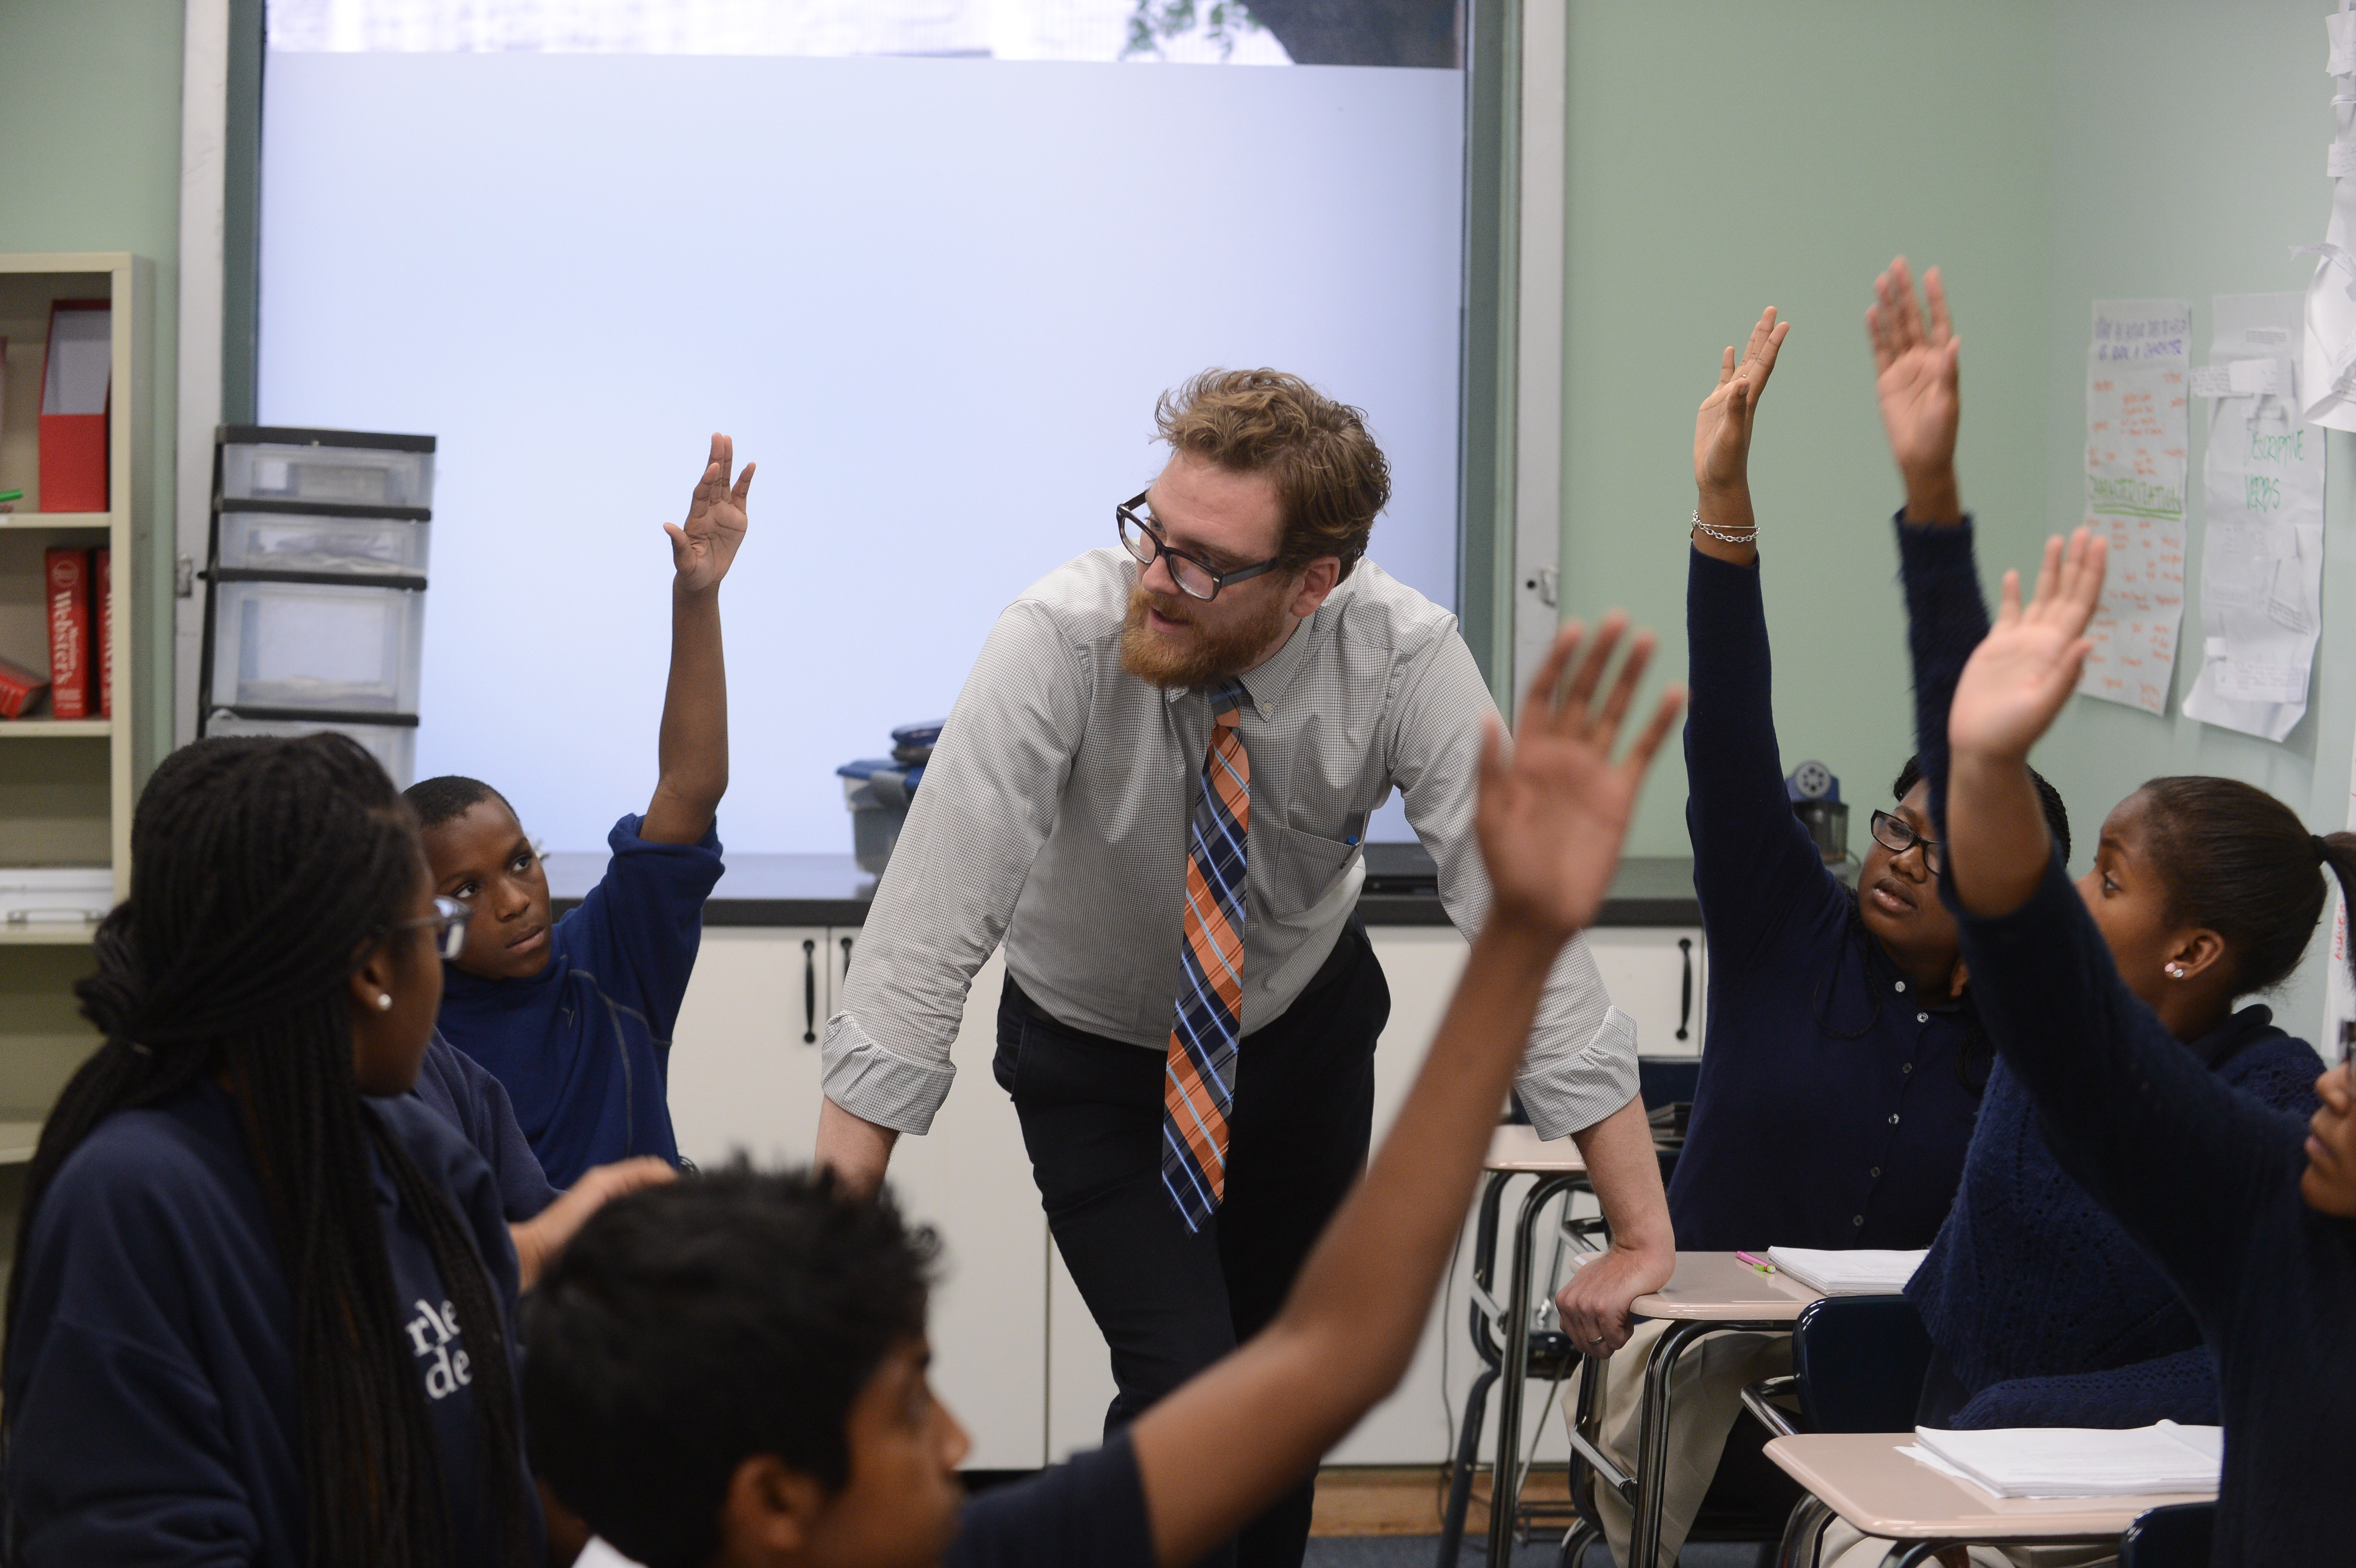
top-left (1161, 678), bottom-right (1251, 1232)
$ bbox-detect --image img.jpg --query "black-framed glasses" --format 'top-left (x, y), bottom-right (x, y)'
top-left (387, 895), bottom-right (471, 961)
top-left (1869, 809), bottom-right (1944, 873)
top-left (1116, 490), bottom-right (1282, 601)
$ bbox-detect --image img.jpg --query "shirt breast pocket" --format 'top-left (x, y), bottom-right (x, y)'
top-left (1265, 821), bottom-right (1364, 916)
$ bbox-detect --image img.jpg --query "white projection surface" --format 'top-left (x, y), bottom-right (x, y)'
top-left (260, 52), bottom-right (1463, 852)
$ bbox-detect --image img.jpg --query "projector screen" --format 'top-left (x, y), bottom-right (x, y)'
top-left (259, 9), bottom-right (1465, 853)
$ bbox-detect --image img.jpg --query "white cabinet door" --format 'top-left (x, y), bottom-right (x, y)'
top-left (1583, 926), bottom-right (1705, 1056)
top-left (871, 947), bottom-right (1050, 1470)
top-left (667, 926), bottom-right (831, 1168)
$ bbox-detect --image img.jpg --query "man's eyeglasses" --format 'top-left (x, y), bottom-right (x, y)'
top-left (1869, 809), bottom-right (1944, 874)
top-left (1116, 491), bottom-right (1282, 602)
top-left (386, 895), bottom-right (471, 961)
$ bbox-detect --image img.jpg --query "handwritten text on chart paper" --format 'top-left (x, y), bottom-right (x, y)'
top-left (2081, 301), bottom-right (2191, 717)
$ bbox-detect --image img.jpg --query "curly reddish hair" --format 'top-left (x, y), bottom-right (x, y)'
top-left (1155, 368), bottom-right (1391, 580)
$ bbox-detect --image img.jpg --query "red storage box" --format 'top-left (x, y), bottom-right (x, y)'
top-left (38, 300), bottom-right (109, 513)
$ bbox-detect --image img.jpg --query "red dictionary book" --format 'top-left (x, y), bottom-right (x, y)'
top-left (38, 300), bottom-right (109, 513)
top-left (95, 546), bottom-right (112, 719)
top-left (45, 547), bottom-right (91, 720)
top-left (0, 655), bottom-right (47, 719)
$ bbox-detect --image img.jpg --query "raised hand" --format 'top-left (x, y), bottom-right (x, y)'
top-left (1949, 529), bottom-right (2106, 765)
top-left (1477, 615), bottom-right (1685, 943)
top-left (1694, 306), bottom-right (1790, 496)
top-left (667, 432), bottom-right (753, 595)
top-left (1866, 257), bottom-right (1963, 522)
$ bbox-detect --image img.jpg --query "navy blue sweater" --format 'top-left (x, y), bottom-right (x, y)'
top-left (1909, 1021), bottom-right (2320, 1428)
top-left (412, 1032), bottom-right (561, 1222)
top-left (3, 1082), bottom-right (536, 1566)
top-left (1899, 516), bottom-right (2356, 1567)
top-left (438, 812), bottom-right (723, 1187)
top-left (1669, 546), bottom-right (1980, 1252)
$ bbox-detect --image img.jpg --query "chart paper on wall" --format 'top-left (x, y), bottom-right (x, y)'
top-left (2297, 1), bottom-right (2356, 432)
top-left (2183, 293), bottom-right (2325, 742)
top-left (2079, 300), bottom-right (2190, 716)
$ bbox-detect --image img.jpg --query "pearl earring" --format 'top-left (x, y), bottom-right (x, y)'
top-left (2165, 963), bottom-right (2185, 979)
top-left (375, 993), bottom-right (394, 1012)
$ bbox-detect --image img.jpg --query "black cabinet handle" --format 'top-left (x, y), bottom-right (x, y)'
top-left (1676, 937), bottom-right (1693, 1042)
top-left (840, 933), bottom-right (855, 978)
top-left (802, 939), bottom-right (818, 1044)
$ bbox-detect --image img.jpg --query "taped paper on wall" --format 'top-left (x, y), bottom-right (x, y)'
top-left (2184, 293), bottom-right (2326, 742)
top-left (2299, 1), bottom-right (2356, 431)
top-left (2079, 299), bottom-right (2190, 717)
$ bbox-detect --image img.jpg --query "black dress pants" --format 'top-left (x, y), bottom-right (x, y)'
top-left (993, 923), bottom-right (1390, 1568)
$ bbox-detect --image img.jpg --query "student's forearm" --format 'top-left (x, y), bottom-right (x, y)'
top-left (1901, 460), bottom-right (1963, 526)
top-left (1945, 748), bottom-right (2052, 918)
top-left (1131, 919), bottom-right (1560, 1566)
top-left (642, 581), bottom-right (728, 844)
top-left (1691, 481), bottom-right (1757, 566)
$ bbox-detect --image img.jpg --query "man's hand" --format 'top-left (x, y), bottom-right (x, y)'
top-left (1555, 1239), bottom-right (1673, 1357)
top-left (1866, 257), bottom-right (1963, 523)
top-left (667, 432), bottom-right (753, 595)
top-left (1949, 529), bottom-right (2105, 767)
top-left (1477, 616), bottom-right (1685, 944)
top-left (1693, 306), bottom-right (1789, 498)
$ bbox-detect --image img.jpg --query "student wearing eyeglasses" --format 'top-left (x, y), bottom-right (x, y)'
top-left (1565, 296), bottom-right (2073, 1568)
top-left (815, 369), bottom-right (1679, 1568)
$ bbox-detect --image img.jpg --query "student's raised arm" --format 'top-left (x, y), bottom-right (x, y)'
top-left (641, 433), bottom-right (751, 845)
top-left (1130, 617), bottom-right (1682, 1568)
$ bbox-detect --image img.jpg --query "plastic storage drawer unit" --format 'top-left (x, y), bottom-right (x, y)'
top-left (204, 710), bottom-right (418, 786)
top-left (0, 866), bottom-right (114, 930)
top-left (209, 578), bottom-right (425, 714)
top-left (218, 506), bottom-right (431, 577)
top-left (218, 426), bottom-right (436, 510)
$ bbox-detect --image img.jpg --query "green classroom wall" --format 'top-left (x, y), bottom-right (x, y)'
top-left (1561, 0), bottom-right (2356, 1049)
top-left (0, 0), bottom-right (184, 768)
top-left (2036, 0), bottom-right (2356, 1048)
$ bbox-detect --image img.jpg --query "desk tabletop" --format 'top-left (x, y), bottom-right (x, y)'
top-left (1631, 1251), bottom-right (1822, 1321)
top-left (1483, 1124), bottom-right (1588, 1173)
top-left (1764, 1433), bottom-right (2214, 1540)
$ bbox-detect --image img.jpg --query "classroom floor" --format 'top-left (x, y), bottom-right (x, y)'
top-left (1306, 1469), bottom-right (1775, 1567)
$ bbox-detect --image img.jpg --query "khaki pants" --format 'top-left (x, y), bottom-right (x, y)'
top-left (1565, 1319), bottom-right (1791, 1568)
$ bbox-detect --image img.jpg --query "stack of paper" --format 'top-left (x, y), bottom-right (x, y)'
top-left (1906, 1422), bottom-right (2223, 1500)
top-left (1764, 1247), bottom-right (1928, 1295)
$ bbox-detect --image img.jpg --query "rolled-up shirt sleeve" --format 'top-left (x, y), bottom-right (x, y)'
top-left (822, 599), bottom-right (1089, 1134)
top-left (1390, 632), bottom-right (1640, 1141)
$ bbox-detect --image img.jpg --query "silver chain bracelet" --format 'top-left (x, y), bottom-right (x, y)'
top-left (1690, 509), bottom-right (1759, 546)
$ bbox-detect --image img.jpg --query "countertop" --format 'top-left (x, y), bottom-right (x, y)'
top-left (549, 849), bottom-right (1702, 929)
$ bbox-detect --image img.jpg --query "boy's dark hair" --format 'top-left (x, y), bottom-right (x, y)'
top-left (523, 1165), bottom-right (939, 1568)
top-left (2137, 776), bottom-right (2356, 996)
top-left (6, 735), bottom-right (533, 1568)
top-left (1893, 755), bottom-right (2072, 866)
top-left (404, 773), bottom-right (513, 831)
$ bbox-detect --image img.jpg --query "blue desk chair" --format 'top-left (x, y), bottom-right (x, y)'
top-left (1735, 1296), bottom-right (1933, 1568)
top-left (2118, 1501), bottom-right (2213, 1568)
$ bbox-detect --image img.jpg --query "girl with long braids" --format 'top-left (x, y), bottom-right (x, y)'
top-left (3, 733), bottom-right (539, 1568)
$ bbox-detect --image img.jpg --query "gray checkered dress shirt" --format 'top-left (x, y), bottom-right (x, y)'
top-left (822, 547), bottom-right (1639, 1141)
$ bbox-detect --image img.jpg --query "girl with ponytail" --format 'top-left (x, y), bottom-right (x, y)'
top-left (1894, 457), bottom-right (2356, 1559)
top-left (3, 733), bottom-right (538, 1568)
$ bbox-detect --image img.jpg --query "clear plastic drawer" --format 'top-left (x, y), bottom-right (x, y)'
top-left (209, 579), bottom-right (425, 715)
top-left (218, 509), bottom-right (430, 577)
top-left (221, 440), bottom-right (435, 509)
top-left (204, 710), bottom-right (418, 788)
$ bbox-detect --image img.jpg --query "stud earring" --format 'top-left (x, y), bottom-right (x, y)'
top-left (375, 993), bottom-right (394, 1012)
top-left (2165, 963), bottom-right (2185, 979)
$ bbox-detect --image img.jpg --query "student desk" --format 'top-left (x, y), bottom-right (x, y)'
top-left (1602, 1253), bottom-right (1823, 1568)
top-left (1437, 1125), bottom-right (1590, 1568)
top-left (1762, 1432), bottom-right (2215, 1568)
